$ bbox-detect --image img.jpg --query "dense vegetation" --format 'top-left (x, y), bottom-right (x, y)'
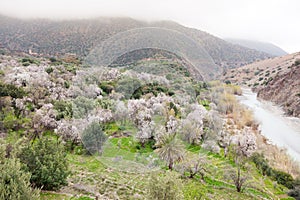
top-left (0, 53), bottom-right (299, 200)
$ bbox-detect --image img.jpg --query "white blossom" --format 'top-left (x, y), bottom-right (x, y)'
top-left (230, 128), bottom-right (257, 157)
top-left (181, 104), bottom-right (207, 144)
top-left (33, 103), bottom-right (57, 130)
top-left (114, 101), bottom-right (128, 124)
top-left (166, 116), bottom-right (178, 134)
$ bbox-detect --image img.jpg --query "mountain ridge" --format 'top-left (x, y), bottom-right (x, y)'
top-left (0, 15), bottom-right (272, 77)
top-left (225, 38), bottom-right (288, 56)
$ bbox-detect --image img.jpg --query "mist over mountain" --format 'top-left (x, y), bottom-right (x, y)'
top-left (0, 15), bottom-right (272, 79)
top-left (225, 38), bottom-right (288, 56)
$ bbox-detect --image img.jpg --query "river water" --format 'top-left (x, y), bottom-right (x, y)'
top-left (237, 88), bottom-right (300, 163)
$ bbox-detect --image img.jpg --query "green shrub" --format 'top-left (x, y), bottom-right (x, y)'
top-left (116, 77), bottom-right (141, 99)
top-left (0, 49), bottom-right (6, 55)
top-left (288, 187), bottom-right (300, 200)
top-left (72, 96), bottom-right (95, 118)
top-left (251, 153), bottom-right (294, 189)
top-left (20, 57), bottom-right (40, 66)
top-left (64, 64), bottom-right (77, 74)
top-left (49, 58), bottom-right (63, 66)
top-left (19, 137), bottom-right (69, 190)
top-left (0, 158), bottom-right (39, 200)
top-left (168, 91), bottom-right (175, 96)
top-left (49, 57), bottom-right (57, 63)
top-left (272, 170), bottom-right (294, 189)
top-left (224, 80), bottom-right (231, 85)
top-left (22, 62), bottom-right (31, 66)
top-left (251, 153), bottom-right (272, 176)
top-left (183, 182), bottom-right (204, 199)
top-left (288, 179), bottom-right (300, 199)
top-left (97, 98), bottom-right (113, 110)
top-left (99, 81), bottom-right (115, 95)
top-left (45, 67), bottom-right (54, 74)
top-left (146, 171), bottom-right (183, 200)
top-left (53, 100), bottom-right (72, 120)
top-left (253, 82), bottom-right (259, 87)
top-left (2, 110), bottom-right (31, 132)
top-left (0, 82), bottom-right (26, 98)
top-left (131, 83), bottom-right (171, 99)
top-left (64, 81), bottom-right (70, 89)
top-left (81, 122), bottom-right (107, 155)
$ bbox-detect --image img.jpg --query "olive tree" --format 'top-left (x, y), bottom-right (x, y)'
top-left (81, 121), bottom-right (107, 155)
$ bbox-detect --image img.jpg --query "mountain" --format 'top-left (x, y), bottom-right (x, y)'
top-left (222, 52), bottom-right (300, 117)
top-left (226, 38), bottom-right (288, 56)
top-left (0, 15), bottom-right (272, 80)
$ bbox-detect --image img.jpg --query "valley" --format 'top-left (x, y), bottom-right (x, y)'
top-left (0, 15), bottom-right (300, 200)
top-left (238, 88), bottom-right (300, 162)
top-left (223, 52), bottom-right (300, 118)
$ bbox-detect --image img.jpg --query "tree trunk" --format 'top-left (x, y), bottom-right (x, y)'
top-left (168, 161), bottom-right (173, 170)
top-left (236, 166), bottom-right (242, 192)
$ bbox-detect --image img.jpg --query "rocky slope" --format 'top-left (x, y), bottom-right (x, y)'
top-left (257, 64), bottom-right (300, 117)
top-left (222, 52), bottom-right (300, 117)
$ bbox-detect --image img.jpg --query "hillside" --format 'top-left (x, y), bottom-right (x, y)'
top-left (226, 38), bottom-right (288, 56)
top-left (257, 63), bottom-right (300, 117)
top-left (222, 52), bottom-right (300, 117)
top-left (1, 53), bottom-right (299, 199)
top-left (0, 15), bottom-right (272, 78)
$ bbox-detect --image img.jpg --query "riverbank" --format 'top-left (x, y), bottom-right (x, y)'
top-left (237, 88), bottom-right (300, 163)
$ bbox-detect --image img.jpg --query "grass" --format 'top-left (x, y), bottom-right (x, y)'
top-left (4, 128), bottom-right (291, 199)
top-left (40, 192), bottom-right (93, 200)
top-left (66, 153), bottom-right (152, 199)
top-left (37, 118), bottom-right (292, 200)
top-left (42, 140), bottom-right (291, 200)
top-left (104, 121), bottom-right (137, 136)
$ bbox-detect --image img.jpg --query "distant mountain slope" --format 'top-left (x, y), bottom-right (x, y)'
top-left (0, 15), bottom-right (271, 79)
top-left (222, 52), bottom-right (300, 117)
top-left (226, 38), bottom-right (288, 56)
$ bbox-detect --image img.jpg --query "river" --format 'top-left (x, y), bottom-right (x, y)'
top-left (237, 88), bottom-right (300, 163)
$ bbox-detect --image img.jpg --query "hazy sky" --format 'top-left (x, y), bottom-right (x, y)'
top-left (0, 0), bottom-right (299, 53)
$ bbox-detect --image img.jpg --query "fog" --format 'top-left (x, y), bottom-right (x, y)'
top-left (0, 0), bottom-right (299, 53)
